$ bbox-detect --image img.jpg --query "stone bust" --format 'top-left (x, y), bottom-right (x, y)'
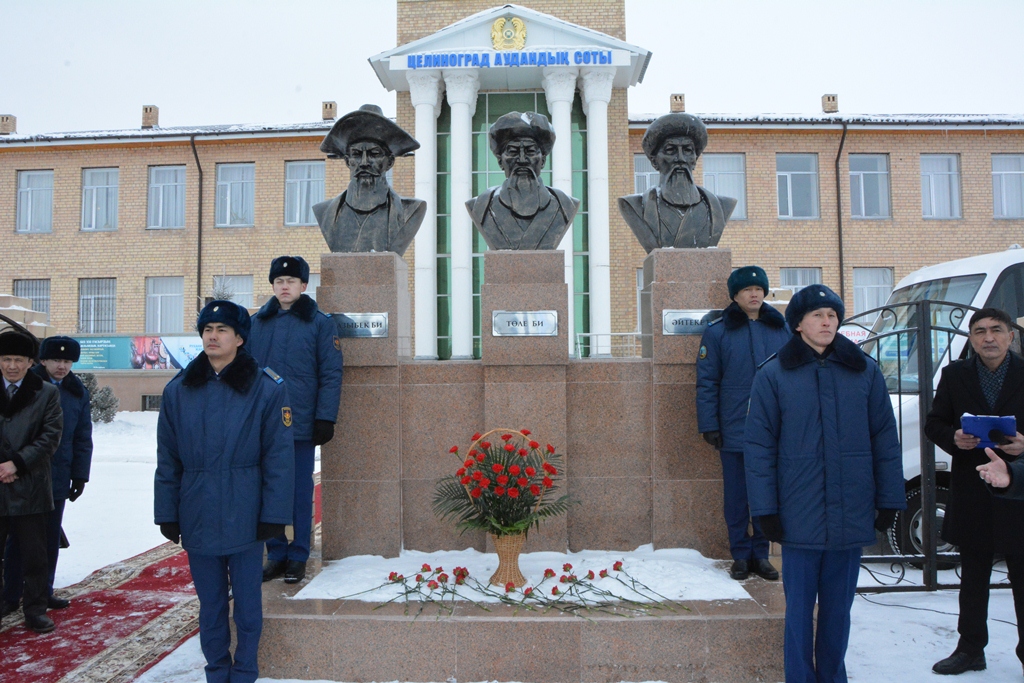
top-left (312, 104), bottom-right (426, 257)
top-left (618, 113), bottom-right (737, 253)
top-left (465, 111), bottom-right (580, 250)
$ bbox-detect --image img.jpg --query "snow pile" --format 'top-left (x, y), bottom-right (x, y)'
top-left (91, 410), bottom-right (159, 463)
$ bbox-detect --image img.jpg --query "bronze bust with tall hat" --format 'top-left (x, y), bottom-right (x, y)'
top-left (466, 111), bottom-right (580, 250)
top-left (313, 104), bottom-right (426, 256)
top-left (618, 113), bottom-right (737, 252)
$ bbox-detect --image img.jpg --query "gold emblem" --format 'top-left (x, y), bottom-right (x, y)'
top-left (491, 16), bottom-right (526, 51)
top-left (699, 345), bottom-right (708, 360)
top-left (282, 407), bottom-right (292, 427)
top-left (333, 336), bottom-right (342, 351)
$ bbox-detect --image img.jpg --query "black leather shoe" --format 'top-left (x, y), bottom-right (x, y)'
top-left (25, 613), bottom-right (56, 634)
top-left (47, 596), bottom-right (71, 610)
top-left (932, 651), bottom-right (986, 675)
top-left (1, 601), bottom-right (18, 618)
top-left (283, 560), bottom-right (307, 584)
top-left (262, 559), bottom-right (286, 582)
top-left (751, 558), bottom-right (780, 581)
top-left (729, 559), bottom-right (749, 580)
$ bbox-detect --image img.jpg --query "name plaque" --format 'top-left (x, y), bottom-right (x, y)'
top-left (662, 309), bottom-right (719, 336)
top-left (491, 310), bottom-right (558, 337)
top-left (334, 313), bottom-right (389, 338)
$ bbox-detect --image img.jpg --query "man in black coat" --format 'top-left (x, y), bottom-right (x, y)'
top-left (925, 307), bottom-right (1024, 675)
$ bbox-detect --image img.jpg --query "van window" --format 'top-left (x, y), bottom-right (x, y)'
top-left (985, 263), bottom-right (1024, 322)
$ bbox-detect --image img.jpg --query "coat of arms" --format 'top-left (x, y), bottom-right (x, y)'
top-left (491, 17), bottom-right (526, 51)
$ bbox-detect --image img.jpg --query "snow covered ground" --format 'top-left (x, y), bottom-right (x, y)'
top-left (66, 413), bottom-right (1024, 682)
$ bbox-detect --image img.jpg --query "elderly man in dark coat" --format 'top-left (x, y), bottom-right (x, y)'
top-left (0, 330), bottom-right (62, 634)
top-left (925, 306), bottom-right (1024, 676)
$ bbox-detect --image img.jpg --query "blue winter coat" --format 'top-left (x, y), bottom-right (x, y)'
top-left (696, 302), bottom-right (790, 451)
top-left (154, 349), bottom-right (295, 556)
top-left (744, 334), bottom-right (906, 550)
top-left (30, 365), bottom-right (92, 501)
top-left (248, 294), bottom-right (343, 442)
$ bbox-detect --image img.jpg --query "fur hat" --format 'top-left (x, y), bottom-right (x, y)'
top-left (488, 111), bottom-right (556, 157)
top-left (320, 104), bottom-right (419, 159)
top-left (269, 255), bottom-right (310, 284)
top-left (196, 300), bottom-right (251, 342)
top-left (641, 112), bottom-right (708, 160)
top-left (785, 284), bottom-right (846, 331)
top-left (39, 336), bottom-right (81, 362)
top-left (728, 266), bottom-right (770, 299)
top-left (0, 330), bottom-right (37, 359)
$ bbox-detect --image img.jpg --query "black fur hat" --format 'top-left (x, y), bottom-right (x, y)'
top-left (196, 300), bottom-right (251, 342)
top-left (728, 266), bottom-right (770, 299)
top-left (269, 255), bottom-right (310, 284)
top-left (0, 330), bottom-right (37, 358)
top-left (39, 336), bottom-right (81, 362)
top-left (785, 284), bottom-right (846, 331)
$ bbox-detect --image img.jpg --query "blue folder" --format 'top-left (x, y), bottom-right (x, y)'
top-left (961, 413), bottom-right (1017, 449)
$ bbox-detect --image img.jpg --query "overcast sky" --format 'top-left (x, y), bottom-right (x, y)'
top-left (2, 0), bottom-right (1022, 135)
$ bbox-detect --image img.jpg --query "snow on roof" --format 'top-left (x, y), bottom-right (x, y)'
top-left (629, 112), bottom-right (1024, 127)
top-left (0, 120), bottom-right (334, 145)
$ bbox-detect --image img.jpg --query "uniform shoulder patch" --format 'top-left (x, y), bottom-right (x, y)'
top-left (698, 344), bottom-right (708, 360)
top-left (333, 336), bottom-right (342, 351)
top-left (282, 406), bottom-right (292, 427)
top-left (756, 353), bottom-right (778, 370)
top-left (706, 317), bottom-right (722, 327)
top-left (263, 367), bottom-right (284, 384)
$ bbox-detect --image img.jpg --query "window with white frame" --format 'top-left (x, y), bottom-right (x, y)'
top-left (921, 154), bottom-right (961, 219)
top-left (148, 166), bottom-right (186, 228)
top-left (849, 154), bottom-right (890, 218)
top-left (81, 168), bottom-right (119, 231)
top-left (285, 161), bottom-right (325, 226)
top-left (215, 163), bottom-right (255, 227)
top-left (145, 277), bottom-right (185, 334)
top-left (212, 275), bottom-right (254, 308)
top-left (993, 154), bottom-right (1024, 219)
top-left (13, 279), bottom-right (50, 322)
top-left (777, 154), bottom-right (819, 219)
top-left (16, 170), bottom-right (53, 233)
top-left (702, 153), bottom-right (746, 219)
top-left (853, 268), bottom-right (893, 315)
top-left (779, 267), bottom-right (822, 294)
top-left (633, 154), bottom-right (659, 194)
top-left (306, 273), bottom-right (321, 301)
top-left (78, 278), bottom-right (116, 333)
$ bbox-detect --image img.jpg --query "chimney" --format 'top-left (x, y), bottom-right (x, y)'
top-left (670, 94), bottom-right (685, 113)
top-left (142, 105), bottom-right (159, 129)
top-left (0, 115), bottom-right (15, 135)
top-left (822, 94), bottom-right (838, 114)
top-left (322, 101), bottom-right (337, 120)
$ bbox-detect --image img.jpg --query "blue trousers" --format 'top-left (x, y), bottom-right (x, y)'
top-left (720, 450), bottom-right (769, 561)
top-left (188, 543), bottom-right (264, 683)
top-left (266, 440), bottom-right (314, 563)
top-left (781, 546), bottom-right (862, 683)
top-left (4, 497), bottom-right (65, 603)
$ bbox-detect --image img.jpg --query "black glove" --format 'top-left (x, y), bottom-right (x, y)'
top-left (68, 479), bottom-right (87, 502)
top-left (757, 514), bottom-right (783, 543)
top-left (257, 522), bottom-right (286, 542)
top-left (874, 509), bottom-right (899, 532)
top-left (701, 431), bottom-right (723, 449)
top-left (312, 420), bottom-right (335, 446)
top-left (160, 522), bottom-right (181, 544)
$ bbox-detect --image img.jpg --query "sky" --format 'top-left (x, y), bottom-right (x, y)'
top-left (2, 0), bottom-right (1023, 135)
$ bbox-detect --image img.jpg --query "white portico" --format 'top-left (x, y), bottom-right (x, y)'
top-left (370, 4), bottom-right (649, 358)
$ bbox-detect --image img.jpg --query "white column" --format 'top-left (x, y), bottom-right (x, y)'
top-left (407, 70), bottom-right (444, 360)
top-left (442, 70), bottom-right (479, 359)
top-left (581, 67), bottom-right (616, 356)
top-left (543, 66), bottom-right (579, 356)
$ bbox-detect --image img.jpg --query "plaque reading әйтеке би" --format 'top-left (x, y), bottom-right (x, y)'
top-left (662, 309), bottom-right (718, 336)
top-left (491, 310), bottom-right (558, 337)
top-left (334, 313), bottom-right (389, 338)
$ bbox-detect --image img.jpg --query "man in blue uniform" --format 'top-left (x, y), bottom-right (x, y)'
top-left (155, 300), bottom-right (294, 683)
top-left (4, 336), bottom-right (92, 613)
top-left (248, 256), bottom-right (343, 584)
top-left (696, 266), bottom-right (789, 581)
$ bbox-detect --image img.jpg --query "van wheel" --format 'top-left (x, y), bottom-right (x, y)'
top-left (885, 486), bottom-right (958, 570)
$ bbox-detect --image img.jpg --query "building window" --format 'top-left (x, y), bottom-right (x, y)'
top-left (145, 277), bottom-right (184, 333)
top-left (13, 279), bottom-right (50, 322)
top-left (212, 275), bottom-right (254, 308)
top-left (215, 163), bottom-right (255, 227)
top-left (148, 166), bottom-right (186, 228)
top-left (849, 154), bottom-right (890, 218)
top-left (78, 278), bottom-right (116, 333)
top-left (306, 273), bottom-right (321, 301)
top-left (81, 168), bottom-right (119, 231)
top-left (703, 153), bottom-right (747, 220)
top-left (780, 267), bottom-right (822, 294)
top-left (921, 154), bottom-right (961, 219)
top-left (633, 154), bottom-right (659, 193)
top-left (776, 154), bottom-right (819, 219)
top-left (853, 267), bottom-right (893, 315)
top-left (16, 170), bottom-right (53, 233)
top-left (285, 161), bottom-right (325, 226)
top-left (993, 154), bottom-right (1024, 219)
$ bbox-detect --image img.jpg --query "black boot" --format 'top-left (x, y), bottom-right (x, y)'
top-left (25, 613), bottom-right (56, 634)
top-left (284, 560), bottom-right (307, 584)
top-left (751, 558), bottom-right (780, 580)
top-left (932, 651), bottom-right (986, 675)
top-left (262, 559), bottom-right (287, 582)
top-left (729, 559), bottom-right (749, 580)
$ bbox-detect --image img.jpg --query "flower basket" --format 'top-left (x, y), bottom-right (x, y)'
top-left (489, 532), bottom-right (527, 587)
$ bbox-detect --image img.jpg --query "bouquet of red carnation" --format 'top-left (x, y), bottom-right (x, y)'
top-left (433, 428), bottom-right (574, 537)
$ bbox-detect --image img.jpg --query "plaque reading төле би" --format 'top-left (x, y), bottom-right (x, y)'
top-left (491, 310), bottom-right (558, 337)
top-left (334, 313), bottom-right (389, 338)
top-left (662, 309), bottom-right (718, 336)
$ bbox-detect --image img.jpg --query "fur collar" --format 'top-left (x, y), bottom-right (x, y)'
top-left (0, 369), bottom-right (44, 417)
top-left (182, 349), bottom-right (259, 393)
top-left (722, 301), bottom-right (787, 331)
top-left (778, 332), bottom-right (867, 372)
top-left (255, 293), bottom-right (318, 322)
top-left (30, 364), bottom-right (85, 398)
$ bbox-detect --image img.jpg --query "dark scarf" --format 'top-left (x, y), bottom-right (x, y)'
top-left (255, 293), bottom-right (318, 322)
top-left (778, 332), bottom-right (867, 372)
top-left (722, 301), bottom-right (787, 331)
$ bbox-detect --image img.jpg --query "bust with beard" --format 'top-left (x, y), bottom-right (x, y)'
top-left (465, 111), bottom-right (580, 251)
top-left (312, 105), bottom-right (426, 257)
top-left (618, 113), bottom-right (737, 253)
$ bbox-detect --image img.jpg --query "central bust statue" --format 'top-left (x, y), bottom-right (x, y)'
top-left (465, 111), bottom-right (580, 250)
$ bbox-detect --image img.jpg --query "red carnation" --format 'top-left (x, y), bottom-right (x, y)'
top-left (563, 562), bottom-right (573, 571)
top-left (544, 568), bottom-right (556, 578)
top-left (504, 581), bottom-right (515, 593)
top-left (559, 575), bottom-right (568, 583)
top-left (599, 569), bottom-right (609, 578)
top-left (472, 432), bottom-right (482, 441)
top-left (480, 441), bottom-right (491, 449)
top-left (469, 449), bottom-right (478, 458)
top-left (396, 574), bottom-right (404, 581)
top-left (492, 463), bottom-right (504, 473)
top-left (436, 566), bottom-right (443, 572)
top-left (530, 484), bottom-right (541, 495)
top-left (388, 571), bottom-right (398, 581)
top-left (518, 448), bottom-right (528, 457)
top-left (521, 429), bottom-right (531, 436)
top-left (428, 580), bottom-right (439, 590)
top-left (507, 487), bottom-right (519, 498)
top-left (460, 476), bottom-right (471, 485)
top-left (613, 561), bottom-right (623, 571)
top-left (517, 477), bottom-right (528, 487)
top-left (504, 443), bottom-right (515, 452)
top-left (463, 459), bottom-right (473, 468)
top-left (494, 486), bottom-right (506, 496)
top-left (542, 462), bottom-right (556, 474)
top-left (472, 471), bottom-right (483, 481)
top-left (543, 476), bottom-right (553, 488)
top-left (455, 577), bottom-right (465, 585)
top-left (586, 570), bottom-right (595, 580)
top-left (546, 444), bottom-right (555, 454)
top-left (529, 440), bottom-right (540, 449)
top-left (479, 478), bottom-right (491, 488)
top-left (508, 465), bottom-right (521, 475)
top-left (416, 574), bottom-right (424, 582)
top-left (501, 434), bottom-right (512, 442)
top-left (476, 453), bottom-right (485, 462)
top-left (449, 445), bottom-right (459, 453)
top-left (422, 563), bottom-right (431, 572)
top-left (552, 587), bottom-right (560, 595)
top-left (438, 573), bottom-right (449, 583)
top-left (471, 487), bottom-right (482, 498)
top-left (525, 466), bottom-right (536, 476)
top-left (497, 474), bottom-right (509, 486)
top-left (524, 587), bottom-right (533, 595)
top-left (456, 467), bottom-right (466, 476)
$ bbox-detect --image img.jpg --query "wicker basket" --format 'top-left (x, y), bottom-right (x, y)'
top-left (489, 532), bottom-right (527, 587)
